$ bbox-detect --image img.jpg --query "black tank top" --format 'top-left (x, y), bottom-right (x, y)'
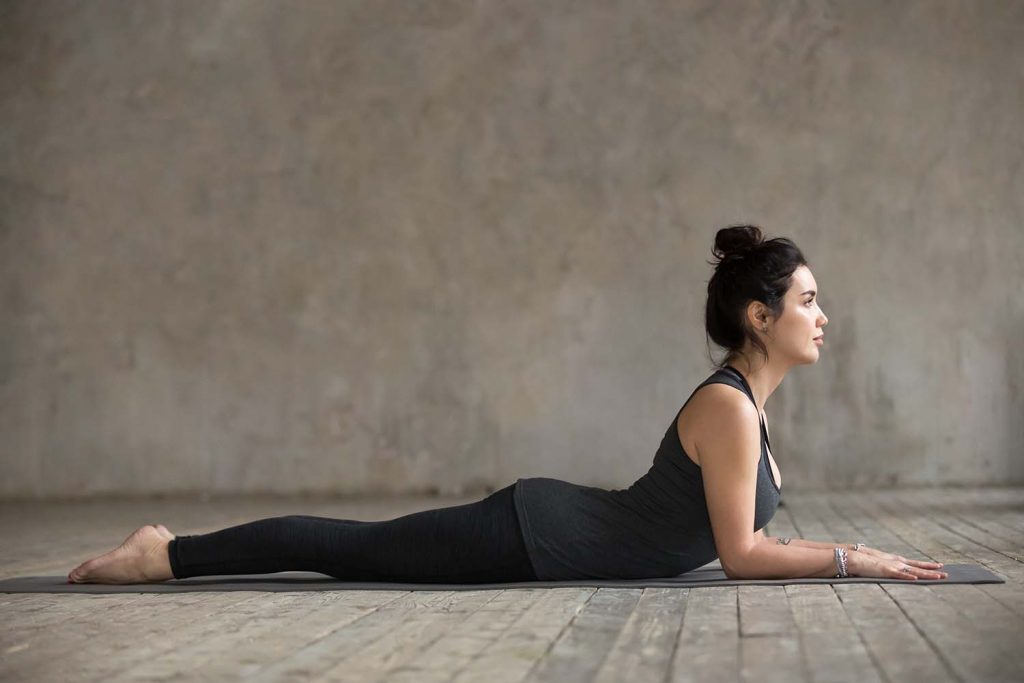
top-left (513, 365), bottom-right (781, 580)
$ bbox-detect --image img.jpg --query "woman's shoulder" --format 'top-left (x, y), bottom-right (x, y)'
top-left (684, 368), bottom-right (753, 415)
top-left (676, 375), bottom-right (760, 464)
top-left (684, 381), bottom-right (757, 426)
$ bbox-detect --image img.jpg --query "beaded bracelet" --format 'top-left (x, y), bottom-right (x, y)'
top-left (834, 547), bottom-right (849, 578)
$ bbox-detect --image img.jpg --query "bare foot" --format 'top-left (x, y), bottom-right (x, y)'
top-left (68, 525), bottom-right (175, 584)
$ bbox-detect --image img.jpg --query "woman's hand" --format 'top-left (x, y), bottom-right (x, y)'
top-left (848, 546), bottom-right (948, 580)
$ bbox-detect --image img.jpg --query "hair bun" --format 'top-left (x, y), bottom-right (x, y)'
top-left (712, 225), bottom-right (764, 265)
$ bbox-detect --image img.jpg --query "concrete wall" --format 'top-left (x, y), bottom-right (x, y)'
top-left (2, 0), bottom-right (1022, 500)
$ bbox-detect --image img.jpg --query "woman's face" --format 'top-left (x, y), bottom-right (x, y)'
top-left (771, 265), bottom-right (828, 364)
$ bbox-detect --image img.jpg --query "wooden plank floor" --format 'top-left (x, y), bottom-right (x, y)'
top-left (1, 486), bottom-right (1022, 682)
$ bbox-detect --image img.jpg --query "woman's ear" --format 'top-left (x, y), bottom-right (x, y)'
top-left (745, 301), bottom-right (772, 332)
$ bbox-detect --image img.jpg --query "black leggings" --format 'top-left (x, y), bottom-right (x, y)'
top-left (167, 483), bottom-right (538, 583)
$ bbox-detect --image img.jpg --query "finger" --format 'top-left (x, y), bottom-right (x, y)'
top-left (902, 564), bottom-right (948, 580)
top-left (906, 559), bottom-right (944, 569)
top-left (903, 558), bottom-right (944, 570)
top-left (889, 564), bottom-right (917, 580)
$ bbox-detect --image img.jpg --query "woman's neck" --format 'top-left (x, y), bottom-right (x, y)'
top-left (723, 356), bottom-right (786, 414)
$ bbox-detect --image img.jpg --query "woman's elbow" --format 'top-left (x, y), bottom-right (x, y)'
top-left (720, 556), bottom-right (748, 580)
top-left (720, 544), bottom-right (760, 579)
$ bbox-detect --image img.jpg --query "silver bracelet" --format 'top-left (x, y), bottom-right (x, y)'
top-left (834, 547), bottom-right (849, 578)
top-left (851, 542), bottom-right (865, 552)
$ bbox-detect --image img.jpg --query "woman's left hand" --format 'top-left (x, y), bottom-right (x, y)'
top-left (855, 545), bottom-right (944, 571)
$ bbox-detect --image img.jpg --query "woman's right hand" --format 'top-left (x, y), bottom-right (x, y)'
top-left (848, 550), bottom-right (949, 580)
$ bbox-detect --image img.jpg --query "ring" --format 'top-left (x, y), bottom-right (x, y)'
top-left (901, 566), bottom-right (911, 573)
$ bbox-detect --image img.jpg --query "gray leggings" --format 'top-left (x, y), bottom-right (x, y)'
top-left (167, 483), bottom-right (538, 583)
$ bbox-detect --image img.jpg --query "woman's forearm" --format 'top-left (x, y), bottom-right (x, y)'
top-left (730, 541), bottom-right (839, 579)
top-left (767, 535), bottom-right (857, 551)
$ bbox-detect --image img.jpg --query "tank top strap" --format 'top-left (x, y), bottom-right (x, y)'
top-left (718, 365), bottom-right (752, 400)
top-left (719, 365), bottom-right (771, 452)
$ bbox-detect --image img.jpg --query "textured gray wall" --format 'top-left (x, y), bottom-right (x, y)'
top-left (2, 1), bottom-right (1022, 500)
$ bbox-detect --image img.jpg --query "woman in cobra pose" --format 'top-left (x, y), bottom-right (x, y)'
top-left (68, 225), bottom-right (947, 585)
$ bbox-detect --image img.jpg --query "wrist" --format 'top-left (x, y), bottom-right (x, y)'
top-left (844, 549), bottom-right (861, 576)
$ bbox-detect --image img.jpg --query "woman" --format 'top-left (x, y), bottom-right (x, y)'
top-left (68, 225), bottom-right (947, 584)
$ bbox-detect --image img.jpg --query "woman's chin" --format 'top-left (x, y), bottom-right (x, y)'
top-left (801, 348), bottom-right (821, 364)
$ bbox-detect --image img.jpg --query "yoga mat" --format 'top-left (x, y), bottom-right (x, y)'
top-left (0, 563), bottom-right (1002, 593)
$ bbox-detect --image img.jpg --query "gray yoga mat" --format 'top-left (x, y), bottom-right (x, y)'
top-left (0, 563), bottom-right (1003, 593)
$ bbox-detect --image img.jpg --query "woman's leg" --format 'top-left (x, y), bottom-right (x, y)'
top-left (167, 483), bottom-right (537, 583)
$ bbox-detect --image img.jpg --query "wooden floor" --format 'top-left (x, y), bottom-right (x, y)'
top-left (1, 486), bottom-right (1022, 682)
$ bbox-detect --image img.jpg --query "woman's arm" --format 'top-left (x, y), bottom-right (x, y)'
top-left (699, 390), bottom-right (844, 579)
top-left (698, 389), bottom-right (946, 580)
top-left (762, 534), bottom-right (859, 551)
top-left (757, 532), bottom-right (947, 576)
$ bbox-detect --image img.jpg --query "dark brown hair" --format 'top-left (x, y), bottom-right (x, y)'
top-left (704, 225), bottom-right (808, 367)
